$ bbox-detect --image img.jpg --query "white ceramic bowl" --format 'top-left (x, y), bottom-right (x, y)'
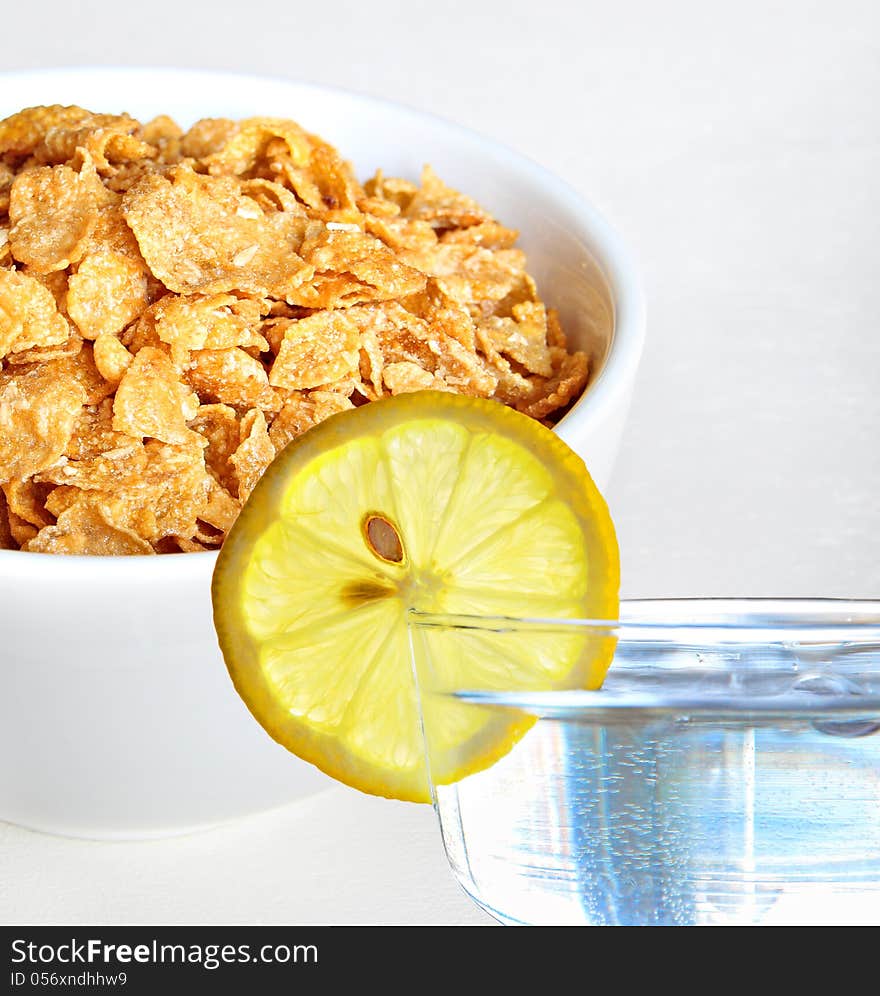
top-left (0, 68), bottom-right (645, 838)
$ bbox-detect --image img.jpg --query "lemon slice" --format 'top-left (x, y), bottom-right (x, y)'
top-left (212, 391), bottom-right (619, 802)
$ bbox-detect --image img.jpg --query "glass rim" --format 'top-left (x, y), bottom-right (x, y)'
top-left (407, 597), bottom-right (880, 644)
top-left (408, 598), bottom-right (880, 715)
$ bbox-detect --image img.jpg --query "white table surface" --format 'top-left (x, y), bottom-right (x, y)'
top-left (1, 0), bottom-right (878, 926)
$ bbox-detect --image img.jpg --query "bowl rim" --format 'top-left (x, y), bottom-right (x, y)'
top-left (0, 66), bottom-right (645, 575)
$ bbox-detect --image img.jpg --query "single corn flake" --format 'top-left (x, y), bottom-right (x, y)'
top-left (132, 439), bottom-right (212, 543)
top-left (92, 334), bottom-right (134, 385)
top-left (403, 278), bottom-right (477, 352)
top-left (112, 346), bottom-right (202, 445)
top-left (510, 301), bottom-right (553, 375)
top-left (0, 363), bottom-right (86, 480)
top-left (490, 270), bottom-right (539, 318)
top-left (364, 212), bottom-right (438, 255)
top-left (43, 485), bottom-right (81, 518)
top-left (354, 301), bottom-right (436, 371)
top-left (193, 117), bottom-right (313, 176)
top-left (189, 403), bottom-right (240, 492)
top-left (179, 118), bottom-right (239, 160)
top-left (67, 250), bottom-right (150, 339)
top-left (239, 178), bottom-right (304, 216)
top-left (8, 157), bottom-right (112, 273)
top-left (63, 398), bottom-right (133, 462)
top-left (276, 138), bottom-right (363, 220)
top-left (24, 268), bottom-right (71, 318)
top-left (139, 115), bottom-right (184, 162)
top-left (358, 319), bottom-right (385, 398)
top-left (35, 439), bottom-right (147, 493)
top-left (199, 477), bottom-right (241, 534)
top-left (429, 332), bottom-right (497, 397)
top-left (46, 484), bottom-right (83, 519)
top-left (230, 408), bottom-right (274, 501)
top-left (405, 243), bottom-right (526, 307)
top-left (524, 351), bottom-right (589, 420)
top-left (186, 347), bottom-right (280, 410)
top-left (5, 332), bottom-right (83, 367)
top-left (382, 361), bottom-right (446, 395)
top-left (404, 165), bottom-right (490, 230)
top-left (440, 221), bottom-right (519, 250)
top-left (363, 171), bottom-right (418, 211)
top-left (0, 268), bottom-right (70, 359)
top-left (0, 105), bottom-right (96, 158)
top-left (85, 199), bottom-right (146, 261)
top-left (268, 311), bottom-right (361, 391)
top-left (261, 317), bottom-right (292, 356)
top-left (546, 307), bottom-right (568, 350)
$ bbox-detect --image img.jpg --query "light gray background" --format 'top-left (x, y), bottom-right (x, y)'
top-left (1, 0), bottom-right (878, 925)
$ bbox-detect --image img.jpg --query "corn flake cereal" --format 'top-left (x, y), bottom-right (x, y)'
top-left (185, 347), bottom-right (279, 410)
top-left (2, 480), bottom-right (54, 529)
top-left (67, 249), bottom-right (150, 339)
top-left (405, 165), bottom-right (490, 230)
top-left (289, 226), bottom-right (424, 308)
top-left (122, 166), bottom-right (312, 298)
top-left (189, 403), bottom-right (240, 493)
top-left (7, 509), bottom-right (38, 546)
top-left (268, 311), bottom-right (360, 390)
top-left (0, 268), bottom-right (70, 358)
top-left (92, 333), bottom-right (134, 384)
top-left (0, 105), bottom-right (97, 159)
top-left (25, 500), bottom-right (155, 556)
top-left (57, 345), bottom-right (117, 405)
top-left (0, 362), bottom-right (86, 480)
top-left (112, 346), bottom-right (201, 445)
top-left (5, 332), bottom-right (83, 367)
top-left (0, 488), bottom-right (14, 549)
top-left (0, 103), bottom-right (595, 554)
top-left (200, 476), bottom-right (241, 535)
top-left (153, 293), bottom-right (269, 361)
top-left (383, 361), bottom-right (447, 395)
top-left (8, 157), bottom-right (112, 273)
top-left (196, 117), bottom-right (312, 176)
top-left (230, 408), bottom-right (274, 501)
top-left (268, 391), bottom-right (354, 452)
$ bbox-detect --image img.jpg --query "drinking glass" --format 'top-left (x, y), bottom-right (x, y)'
top-left (408, 599), bottom-right (880, 925)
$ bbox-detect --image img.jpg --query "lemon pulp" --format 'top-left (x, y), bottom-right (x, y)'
top-left (212, 391), bottom-right (619, 801)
